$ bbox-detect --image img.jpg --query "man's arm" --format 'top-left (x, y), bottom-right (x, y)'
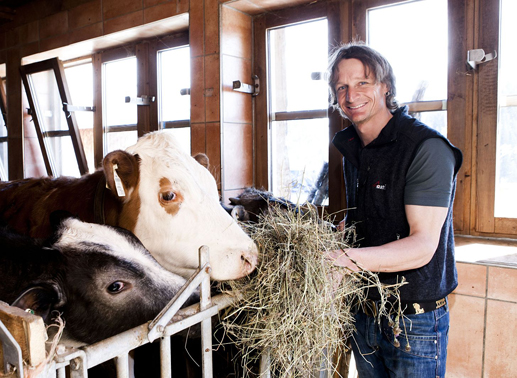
top-left (329, 204), bottom-right (448, 272)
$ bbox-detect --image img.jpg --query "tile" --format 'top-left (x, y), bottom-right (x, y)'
top-left (222, 54), bottom-right (252, 123)
top-left (190, 122), bottom-right (206, 156)
top-left (206, 122), bottom-right (221, 188)
top-left (144, 2), bottom-right (179, 24)
top-left (39, 33), bottom-right (71, 52)
top-left (454, 262), bottom-right (487, 297)
top-left (103, 11), bottom-right (143, 35)
top-left (446, 294), bottom-right (484, 378)
top-left (221, 5), bottom-right (252, 59)
top-left (190, 56), bottom-right (205, 123)
top-left (204, 54), bottom-right (221, 123)
top-left (484, 300), bottom-right (517, 377)
top-left (224, 0), bottom-right (265, 16)
top-left (205, 0), bottom-right (220, 55)
top-left (20, 42), bottom-right (40, 58)
top-left (68, 23), bottom-right (103, 45)
top-left (144, 0), bottom-right (169, 7)
top-left (177, 0), bottom-right (189, 14)
top-left (16, 22), bottom-right (39, 45)
top-left (223, 122), bottom-right (253, 190)
top-left (487, 266), bottom-right (517, 302)
top-left (103, 0), bottom-right (142, 20)
top-left (39, 11), bottom-right (68, 40)
top-left (189, 0), bottom-right (204, 57)
top-left (68, 0), bottom-right (102, 29)
top-left (5, 29), bottom-right (19, 48)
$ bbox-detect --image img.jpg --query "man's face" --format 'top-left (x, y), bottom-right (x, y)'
top-left (334, 58), bottom-right (389, 130)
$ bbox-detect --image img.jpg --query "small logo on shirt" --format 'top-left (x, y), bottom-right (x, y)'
top-left (373, 181), bottom-right (386, 190)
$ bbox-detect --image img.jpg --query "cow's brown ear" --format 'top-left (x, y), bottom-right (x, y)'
top-left (103, 150), bottom-right (141, 198)
top-left (193, 153), bottom-right (209, 169)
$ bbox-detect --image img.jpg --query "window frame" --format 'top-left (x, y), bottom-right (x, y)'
top-left (253, 1), bottom-right (346, 217)
top-left (20, 58), bottom-right (89, 176)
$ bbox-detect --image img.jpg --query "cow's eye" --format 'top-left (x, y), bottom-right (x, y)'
top-left (161, 191), bottom-right (176, 202)
top-left (107, 281), bottom-right (126, 294)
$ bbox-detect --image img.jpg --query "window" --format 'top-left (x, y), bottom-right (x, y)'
top-left (268, 19), bottom-right (329, 205)
top-left (20, 58), bottom-right (89, 177)
top-left (18, 32), bottom-right (189, 178)
top-left (158, 45), bottom-right (191, 154)
top-left (494, 0), bottom-right (517, 219)
top-left (368, 0), bottom-right (448, 137)
top-left (476, 0), bottom-right (517, 234)
top-left (103, 56), bottom-right (138, 153)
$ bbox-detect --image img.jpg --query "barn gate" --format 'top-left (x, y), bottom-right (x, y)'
top-left (0, 246), bottom-right (237, 378)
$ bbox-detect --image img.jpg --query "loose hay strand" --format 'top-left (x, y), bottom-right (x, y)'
top-left (220, 205), bottom-right (405, 378)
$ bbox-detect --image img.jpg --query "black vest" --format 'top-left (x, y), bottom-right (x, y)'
top-left (332, 107), bottom-right (463, 302)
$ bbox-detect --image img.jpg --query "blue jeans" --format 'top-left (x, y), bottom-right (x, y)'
top-left (350, 303), bottom-right (450, 378)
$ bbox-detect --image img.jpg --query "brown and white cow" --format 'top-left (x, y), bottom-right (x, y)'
top-left (0, 130), bottom-right (258, 281)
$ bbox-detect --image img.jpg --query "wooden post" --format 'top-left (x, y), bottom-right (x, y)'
top-left (0, 301), bottom-right (47, 373)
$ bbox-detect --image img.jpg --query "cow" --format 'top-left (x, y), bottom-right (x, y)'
top-left (0, 215), bottom-right (197, 346)
top-left (224, 187), bottom-right (328, 226)
top-left (0, 130), bottom-right (258, 281)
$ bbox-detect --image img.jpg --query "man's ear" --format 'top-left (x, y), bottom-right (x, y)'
top-left (102, 150), bottom-right (141, 198)
top-left (11, 285), bottom-right (65, 322)
top-left (193, 153), bottom-right (209, 169)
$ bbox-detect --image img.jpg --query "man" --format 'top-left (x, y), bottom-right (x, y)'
top-left (327, 42), bottom-right (462, 377)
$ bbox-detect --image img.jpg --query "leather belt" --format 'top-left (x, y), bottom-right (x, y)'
top-left (361, 297), bottom-right (447, 317)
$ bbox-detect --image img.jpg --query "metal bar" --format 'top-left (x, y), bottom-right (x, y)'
top-left (401, 100), bottom-right (447, 112)
top-left (62, 103), bottom-right (96, 112)
top-left (68, 351), bottom-right (87, 378)
top-left (273, 109), bottom-right (327, 121)
top-left (57, 367), bottom-right (66, 378)
top-left (160, 336), bottom-right (172, 378)
top-left (115, 353), bottom-right (129, 378)
top-left (0, 319), bottom-right (24, 378)
top-left (148, 263), bottom-right (209, 342)
top-left (199, 246), bottom-right (213, 378)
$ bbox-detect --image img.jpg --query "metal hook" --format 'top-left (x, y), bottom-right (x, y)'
top-left (467, 49), bottom-right (497, 70)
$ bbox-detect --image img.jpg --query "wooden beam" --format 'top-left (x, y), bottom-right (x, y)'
top-left (0, 301), bottom-right (47, 372)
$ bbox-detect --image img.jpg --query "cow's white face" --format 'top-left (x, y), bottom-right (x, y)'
top-left (113, 130), bottom-right (258, 281)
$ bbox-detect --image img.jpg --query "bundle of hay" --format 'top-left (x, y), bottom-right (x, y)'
top-left (220, 206), bottom-right (404, 377)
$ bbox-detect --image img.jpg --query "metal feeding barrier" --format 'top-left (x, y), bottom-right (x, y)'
top-left (0, 246), bottom-right (238, 378)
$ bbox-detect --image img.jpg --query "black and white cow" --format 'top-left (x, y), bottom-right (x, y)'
top-left (0, 215), bottom-right (197, 345)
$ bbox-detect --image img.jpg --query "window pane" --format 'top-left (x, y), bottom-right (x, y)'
top-left (28, 70), bottom-right (80, 177)
top-left (65, 62), bottom-right (94, 173)
top-left (368, 0), bottom-right (448, 104)
top-left (158, 46), bottom-right (190, 153)
top-left (104, 57), bottom-right (137, 152)
top-left (495, 0), bottom-right (517, 218)
top-left (269, 19), bottom-right (329, 113)
top-left (271, 119), bottom-right (329, 205)
top-left (159, 46), bottom-right (190, 123)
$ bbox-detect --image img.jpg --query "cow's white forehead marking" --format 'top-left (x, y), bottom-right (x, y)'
top-left (54, 218), bottom-right (182, 285)
top-left (125, 130), bottom-right (217, 199)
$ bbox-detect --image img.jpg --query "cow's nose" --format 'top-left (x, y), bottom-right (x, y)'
top-left (241, 244), bottom-right (259, 275)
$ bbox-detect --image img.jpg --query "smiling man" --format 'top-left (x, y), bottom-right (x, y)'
top-left (327, 42), bottom-right (463, 377)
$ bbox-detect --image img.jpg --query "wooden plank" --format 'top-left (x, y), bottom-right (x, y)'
top-left (447, 0), bottom-right (473, 234)
top-left (475, 0), bottom-right (499, 233)
top-left (252, 13), bottom-right (268, 190)
top-left (0, 301), bottom-right (46, 371)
